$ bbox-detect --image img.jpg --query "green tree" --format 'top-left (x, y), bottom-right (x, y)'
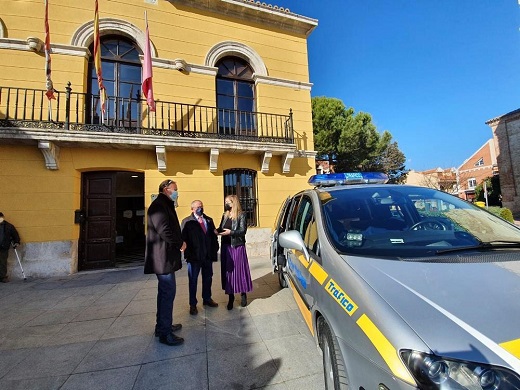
top-left (311, 96), bottom-right (351, 166)
top-left (312, 96), bottom-right (407, 182)
top-left (475, 175), bottom-right (501, 206)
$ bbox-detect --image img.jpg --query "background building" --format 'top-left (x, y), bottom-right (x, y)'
top-left (456, 139), bottom-right (498, 201)
top-left (487, 109), bottom-right (520, 217)
top-left (0, 0), bottom-right (318, 278)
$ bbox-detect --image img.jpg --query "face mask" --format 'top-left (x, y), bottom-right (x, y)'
top-left (169, 190), bottom-right (178, 202)
top-left (0, 218), bottom-right (3, 223)
top-left (195, 207), bottom-right (203, 216)
top-left (224, 204), bottom-right (232, 212)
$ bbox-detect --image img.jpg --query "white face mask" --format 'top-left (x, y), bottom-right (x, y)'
top-left (0, 218), bottom-right (4, 223)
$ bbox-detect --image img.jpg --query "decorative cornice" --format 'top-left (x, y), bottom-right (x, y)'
top-left (297, 150), bottom-right (317, 158)
top-left (254, 74), bottom-right (312, 91)
top-left (169, 0), bottom-right (317, 37)
top-left (0, 38), bottom-right (90, 57)
top-left (206, 41), bottom-right (267, 76)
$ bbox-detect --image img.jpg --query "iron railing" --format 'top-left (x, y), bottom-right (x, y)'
top-left (0, 83), bottom-right (294, 143)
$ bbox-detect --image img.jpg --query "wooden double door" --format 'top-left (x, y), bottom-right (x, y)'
top-left (79, 171), bottom-right (145, 271)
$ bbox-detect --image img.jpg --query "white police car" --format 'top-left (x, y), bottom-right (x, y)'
top-left (271, 172), bottom-right (520, 389)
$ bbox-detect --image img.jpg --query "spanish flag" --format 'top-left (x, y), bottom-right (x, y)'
top-left (94, 0), bottom-right (107, 114)
top-left (44, 0), bottom-right (55, 100)
top-left (142, 11), bottom-right (156, 112)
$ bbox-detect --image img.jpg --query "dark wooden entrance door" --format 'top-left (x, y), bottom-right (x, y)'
top-left (79, 172), bottom-right (117, 270)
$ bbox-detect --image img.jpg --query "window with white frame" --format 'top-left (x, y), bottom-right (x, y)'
top-left (475, 158), bottom-right (484, 167)
top-left (468, 178), bottom-right (477, 189)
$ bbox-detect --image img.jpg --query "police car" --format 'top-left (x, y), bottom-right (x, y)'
top-left (270, 172), bottom-right (520, 389)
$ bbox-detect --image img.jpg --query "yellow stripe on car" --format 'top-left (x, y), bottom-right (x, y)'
top-left (296, 251), bottom-right (311, 267)
top-left (289, 279), bottom-right (314, 335)
top-left (308, 260), bottom-right (328, 285)
top-left (500, 338), bottom-right (520, 359)
top-left (356, 314), bottom-right (415, 384)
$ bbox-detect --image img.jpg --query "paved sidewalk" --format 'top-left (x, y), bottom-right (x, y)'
top-left (0, 257), bottom-right (325, 390)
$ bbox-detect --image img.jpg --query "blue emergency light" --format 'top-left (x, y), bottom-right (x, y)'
top-left (308, 172), bottom-right (388, 187)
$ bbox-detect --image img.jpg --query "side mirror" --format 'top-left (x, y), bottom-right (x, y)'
top-left (279, 230), bottom-right (310, 262)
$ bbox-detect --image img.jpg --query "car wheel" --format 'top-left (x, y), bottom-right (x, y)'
top-left (278, 269), bottom-right (288, 288)
top-left (318, 317), bottom-right (349, 390)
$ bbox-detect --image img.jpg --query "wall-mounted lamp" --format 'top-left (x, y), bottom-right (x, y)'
top-left (27, 36), bottom-right (44, 52)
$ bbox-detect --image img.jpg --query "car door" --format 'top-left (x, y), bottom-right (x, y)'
top-left (285, 194), bottom-right (320, 318)
top-left (270, 196), bottom-right (291, 273)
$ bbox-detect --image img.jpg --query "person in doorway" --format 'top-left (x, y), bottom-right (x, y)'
top-left (144, 179), bottom-right (186, 346)
top-left (0, 212), bottom-right (20, 283)
top-left (181, 200), bottom-right (219, 315)
top-left (218, 195), bottom-right (253, 310)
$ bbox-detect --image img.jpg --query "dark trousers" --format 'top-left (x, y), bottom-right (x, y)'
top-left (187, 261), bottom-right (213, 306)
top-left (155, 272), bottom-right (176, 336)
top-left (0, 250), bottom-right (8, 279)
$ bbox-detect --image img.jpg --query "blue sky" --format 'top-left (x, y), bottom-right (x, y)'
top-left (276, 0), bottom-right (520, 171)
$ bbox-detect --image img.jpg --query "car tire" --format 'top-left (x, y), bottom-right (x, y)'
top-left (278, 270), bottom-right (288, 288)
top-left (318, 317), bottom-right (349, 390)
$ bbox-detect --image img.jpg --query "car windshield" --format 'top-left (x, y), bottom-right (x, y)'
top-left (320, 185), bottom-right (520, 257)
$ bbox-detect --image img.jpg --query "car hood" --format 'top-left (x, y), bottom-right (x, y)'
top-left (346, 253), bottom-right (520, 370)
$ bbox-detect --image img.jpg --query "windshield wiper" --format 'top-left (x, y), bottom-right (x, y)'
top-left (436, 240), bottom-right (520, 255)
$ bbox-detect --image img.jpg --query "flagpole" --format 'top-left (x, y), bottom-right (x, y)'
top-left (142, 9), bottom-right (156, 125)
top-left (44, 0), bottom-right (55, 121)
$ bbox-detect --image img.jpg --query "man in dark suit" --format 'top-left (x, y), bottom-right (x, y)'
top-left (144, 179), bottom-right (186, 346)
top-left (181, 200), bottom-right (219, 315)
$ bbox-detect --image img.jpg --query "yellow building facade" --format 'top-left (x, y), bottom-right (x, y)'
top-left (0, 0), bottom-right (317, 277)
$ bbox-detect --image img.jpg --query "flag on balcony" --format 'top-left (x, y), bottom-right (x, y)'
top-left (44, 0), bottom-right (55, 100)
top-left (142, 11), bottom-right (156, 112)
top-left (94, 0), bottom-right (107, 114)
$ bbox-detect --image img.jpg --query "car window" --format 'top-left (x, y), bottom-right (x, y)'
top-left (321, 185), bottom-right (520, 258)
top-left (274, 197), bottom-right (292, 234)
top-left (305, 216), bottom-right (319, 255)
top-left (287, 195), bottom-right (302, 230)
top-left (294, 196), bottom-right (319, 255)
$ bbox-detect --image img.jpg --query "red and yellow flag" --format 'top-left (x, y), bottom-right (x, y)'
top-left (142, 11), bottom-right (156, 112)
top-left (44, 0), bottom-right (55, 100)
top-left (94, 0), bottom-right (107, 113)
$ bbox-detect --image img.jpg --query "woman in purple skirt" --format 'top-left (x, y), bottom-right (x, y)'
top-left (218, 195), bottom-right (253, 309)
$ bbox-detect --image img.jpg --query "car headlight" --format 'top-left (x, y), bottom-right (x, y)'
top-left (401, 350), bottom-right (520, 389)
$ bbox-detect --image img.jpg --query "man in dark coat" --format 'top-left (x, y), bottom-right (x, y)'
top-left (0, 212), bottom-right (21, 283)
top-left (144, 179), bottom-right (186, 346)
top-left (181, 200), bottom-right (219, 315)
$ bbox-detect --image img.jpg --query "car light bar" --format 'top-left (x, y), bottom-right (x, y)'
top-left (308, 172), bottom-right (389, 187)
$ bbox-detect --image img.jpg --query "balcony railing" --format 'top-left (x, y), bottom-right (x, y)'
top-left (0, 83), bottom-right (294, 144)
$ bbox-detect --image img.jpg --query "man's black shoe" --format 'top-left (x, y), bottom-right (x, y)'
top-left (203, 299), bottom-right (219, 308)
top-left (155, 324), bottom-right (182, 337)
top-left (190, 305), bottom-right (198, 315)
top-left (159, 332), bottom-right (184, 346)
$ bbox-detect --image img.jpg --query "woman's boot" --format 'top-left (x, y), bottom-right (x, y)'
top-left (227, 294), bottom-right (235, 310)
top-left (240, 293), bottom-right (247, 307)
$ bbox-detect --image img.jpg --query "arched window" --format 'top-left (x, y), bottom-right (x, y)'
top-left (223, 169), bottom-right (257, 226)
top-left (88, 36), bottom-right (141, 126)
top-left (216, 56), bottom-right (256, 137)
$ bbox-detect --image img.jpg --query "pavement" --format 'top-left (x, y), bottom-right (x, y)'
top-left (0, 256), bottom-right (325, 390)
